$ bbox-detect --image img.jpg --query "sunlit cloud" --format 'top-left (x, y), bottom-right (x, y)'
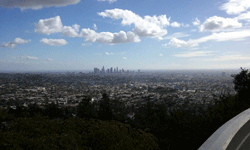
top-left (1, 38), bottom-right (31, 48)
top-left (80, 28), bottom-right (140, 44)
top-left (98, 8), bottom-right (170, 39)
top-left (220, 0), bottom-right (250, 15)
top-left (40, 38), bottom-right (68, 46)
top-left (199, 16), bottom-right (242, 32)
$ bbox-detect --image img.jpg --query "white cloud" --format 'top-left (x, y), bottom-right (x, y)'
top-left (236, 11), bottom-right (250, 22)
top-left (93, 24), bottom-right (97, 30)
top-left (204, 54), bottom-right (250, 61)
top-left (174, 51), bottom-right (213, 57)
top-left (98, 0), bottom-right (117, 3)
top-left (169, 38), bottom-right (198, 48)
top-left (163, 32), bottom-right (190, 40)
top-left (0, 0), bottom-right (80, 10)
top-left (200, 16), bottom-right (242, 32)
top-left (220, 0), bottom-right (250, 15)
top-left (35, 16), bottom-right (63, 35)
top-left (98, 9), bottom-right (170, 39)
top-left (40, 38), bottom-right (68, 46)
top-left (123, 57), bottom-right (127, 59)
top-left (192, 18), bottom-right (200, 26)
top-left (35, 16), bottom-right (81, 37)
top-left (47, 58), bottom-right (53, 61)
top-left (196, 29), bottom-right (250, 42)
top-left (80, 28), bottom-right (141, 44)
top-left (1, 38), bottom-right (31, 48)
top-left (105, 52), bottom-right (114, 55)
top-left (20, 56), bottom-right (39, 60)
top-left (62, 24), bottom-right (80, 37)
top-left (159, 54), bottom-right (163, 56)
top-left (171, 22), bottom-right (181, 27)
top-left (167, 29), bottom-right (250, 48)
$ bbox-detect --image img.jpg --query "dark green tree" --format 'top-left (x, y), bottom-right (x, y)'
top-left (44, 102), bottom-right (64, 119)
top-left (231, 68), bottom-right (250, 104)
top-left (76, 96), bottom-right (95, 119)
top-left (98, 93), bottom-right (113, 120)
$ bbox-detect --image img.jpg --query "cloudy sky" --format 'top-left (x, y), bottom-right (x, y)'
top-left (0, 0), bottom-right (250, 71)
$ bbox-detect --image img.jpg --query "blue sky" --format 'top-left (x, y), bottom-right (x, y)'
top-left (0, 0), bottom-right (250, 71)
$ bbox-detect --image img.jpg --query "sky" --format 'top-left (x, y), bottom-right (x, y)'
top-left (0, 0), bottom-right (250, 72)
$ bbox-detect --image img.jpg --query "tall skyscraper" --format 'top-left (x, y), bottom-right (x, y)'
top-left (111, 67), bottom-right (113, 73)
top-left (102, 66), bottom-right (105, 73)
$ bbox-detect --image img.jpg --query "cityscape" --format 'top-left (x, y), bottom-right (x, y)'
top-left (1, 0), bottom-right (250, 149)
top-left (93, 66), bottom-right (140, 74)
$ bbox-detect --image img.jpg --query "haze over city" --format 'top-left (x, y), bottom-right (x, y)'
top-left (1, 0), bottom-right (250, 72)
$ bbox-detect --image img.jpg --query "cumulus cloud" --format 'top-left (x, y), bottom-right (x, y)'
top-left (98, 0), bottom-right (117, 3)
top-left (80, 28), bottom-right (141, 44)
top-left (170, 22), bottom-right (181, 27)
top-left (0, 0), bottom-right (80, 10)
top-left (220, 0), bottom-right (250, 15)
top-left (62, 24), bottom-right (80, 37)
top-left (123, 57), bottom-right (127, 59)
top-left (169, 38), bottom-right (198, 48)
top-left (199, 16), bottom-right (242, 32)
top-left (40, 38), bottom-right (68, 46)
top-left (1, 38), bottom-right (31, 48)
top-left (236, 11), bottom-right (250, 22)
top-left (159, 54), bottom-right (163, 56)
top-left (174, 51), bottom-right (213, 57)
top-left (98, 9), bottom-right (170, 39)
top-left (192, 18), bottom-right (200, 26)
top-left (35, 16), bottom-right (81, 37)
top-left (35, 16), bottom-right (63, 35)
top-left (167, 29), bottom-right (250, 48)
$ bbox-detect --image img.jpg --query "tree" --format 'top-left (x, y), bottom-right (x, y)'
top-left (98, 93), bottom-right (113, 120)
top-left (231, 68), bottom-right (250, 104)
top-left (76, 96), bottom-right (95, 119)
top-left (44, 102), bottom-right (64, 119)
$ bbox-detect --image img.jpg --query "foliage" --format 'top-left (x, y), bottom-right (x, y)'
top-left (97, 93), bottom-right (113, 120)
top-left (0, 112), bottom-right (159, 150)
top-left (231, 68), bottom-right (250, 104)
top-left (76, 96), bottom-right (96, 119)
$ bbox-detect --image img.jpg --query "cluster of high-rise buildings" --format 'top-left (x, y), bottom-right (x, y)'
top-left (93, 66), bottom-right (140, 74)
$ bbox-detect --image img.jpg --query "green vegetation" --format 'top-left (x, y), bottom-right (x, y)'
top-left (148, 87), bottom-right (177, 94)
top-left (0, 68), bottom-right (249, 149)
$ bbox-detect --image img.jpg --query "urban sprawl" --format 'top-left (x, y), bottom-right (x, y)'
top-left (0, 69), bottom-right (238, 118)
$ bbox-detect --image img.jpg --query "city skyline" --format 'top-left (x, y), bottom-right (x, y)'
top-left (93, 66), bottom-right (140, 73)
top-left (1, 0), bottom-right (250, 71)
